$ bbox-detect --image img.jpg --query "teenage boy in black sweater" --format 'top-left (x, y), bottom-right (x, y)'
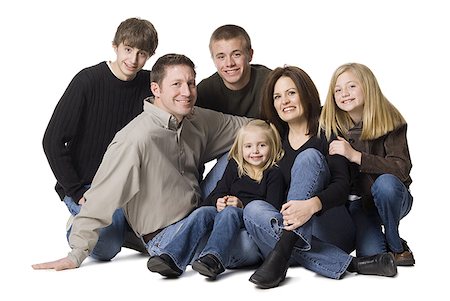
top-left (43, 17), bottom-right (158, 259)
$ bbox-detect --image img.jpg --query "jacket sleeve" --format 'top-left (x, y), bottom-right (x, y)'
top-left (360, 124), bottom-right (412, 183)
top-left (42, 71), bottom-right (89, 202)
top-left (196, 108), bottom-right (249, 162)
top-left (67, 138), bottom-right (141, 267)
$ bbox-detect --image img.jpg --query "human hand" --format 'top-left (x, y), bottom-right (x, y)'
top-left (32, 257), bottom-right (77, 271)
top-left (216, 197), bottom-right (227, 212)
top-left (281, 197), bottom-right (322, 231)
top-left (78, 197), bottom-right (86, 205)
top-left (225, 196), bottom-right (243, 208)
top-left (329, 136), bottom-right (361, 164)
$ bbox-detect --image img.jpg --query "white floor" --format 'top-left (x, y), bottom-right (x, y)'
top-left (7, 171), bottom-right (448, 300)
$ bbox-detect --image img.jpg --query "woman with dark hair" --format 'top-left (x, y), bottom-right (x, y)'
top-left (245, 66), bottom-right (397, 289)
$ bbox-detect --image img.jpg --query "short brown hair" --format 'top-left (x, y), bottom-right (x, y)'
top-left (113, 17), bottom-right (158, 55)
top-left (209, 24), bottom-right (252, 56)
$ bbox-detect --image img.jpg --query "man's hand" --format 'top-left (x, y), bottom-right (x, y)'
top-left (32, 257), bottom-right (77, 271)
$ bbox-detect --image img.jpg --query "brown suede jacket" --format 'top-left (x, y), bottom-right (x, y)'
top-left (347, 123), bottom-right (412, 207)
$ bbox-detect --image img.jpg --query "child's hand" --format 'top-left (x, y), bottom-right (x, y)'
top-left (216, 197), bottom-right (227, 212)
top-left (225, 196), bottom-right (243, 208)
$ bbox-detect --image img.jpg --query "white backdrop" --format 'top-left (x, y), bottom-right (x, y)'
top-left (1, 0), bottom-right (448, 300)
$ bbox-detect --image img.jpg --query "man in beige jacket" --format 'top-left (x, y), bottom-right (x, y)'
top-left (33, 53), bottom-right (251, 276)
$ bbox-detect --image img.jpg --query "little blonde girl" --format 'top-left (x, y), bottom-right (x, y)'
top-left (192, 119), bottom-right (286, 280)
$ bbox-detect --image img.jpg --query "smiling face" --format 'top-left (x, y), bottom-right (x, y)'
top-left (241, 126), bottom-right (271, 169)
top-left (151, 64), bottom-right (197, 122)
top-left (112, 42), bottom-right (150, 81)
top-left (210, 37), bottom-right (253, 91)
top-left (273, 76), bottom-right (304, 124)
top-left (334, 70), bottom-right (365, 122)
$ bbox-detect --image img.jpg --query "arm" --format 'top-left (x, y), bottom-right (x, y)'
top-left (264, 167), bottom-right (286, 211)
top-left (329, 125), bottom-right (411, 183)
top-left (42, 72), bottom-right (89, 202)
top-left (196, 108), bottom-right (249, 162)
top-left (360, 125), bottom-right (412, 182)
top-left (34, 138), bottom-right (142, 270)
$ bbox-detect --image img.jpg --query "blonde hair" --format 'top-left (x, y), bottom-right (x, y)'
top-left (320, 63), bottom-right (406, 140)
top-left (228, 119), bottom-right (284, 182)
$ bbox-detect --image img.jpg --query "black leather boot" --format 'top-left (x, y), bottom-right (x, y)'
top-left (147, 254), bottom-right (182, 278)
top-left (356, 253), bottom-right (397, 277)
top-left (249, 249), bottom-right (289, 289)
top-left (192, 254), bottom-right (225, 280)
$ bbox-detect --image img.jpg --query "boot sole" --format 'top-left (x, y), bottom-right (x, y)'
top-left (147, 256), bottom-right (181, 278)
top-left (192, 261), bottom-right (218, 279)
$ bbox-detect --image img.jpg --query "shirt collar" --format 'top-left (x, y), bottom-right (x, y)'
top-left (143, 97), bottom-right (182, 131)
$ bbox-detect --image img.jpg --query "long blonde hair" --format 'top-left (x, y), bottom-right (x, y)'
top-left (228, 119), bottom-right (284, 182)
top-left (320, 63), bottom-right (406, 140)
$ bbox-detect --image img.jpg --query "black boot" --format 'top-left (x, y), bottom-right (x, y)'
top-left (147, 254), bottom-right (182, 278)
top-left (249, 248), bottom-right (289, 289)
top-left (192, 254), bottom-right (225, 280)
top-left (354, 253), bottom-right (397, 277)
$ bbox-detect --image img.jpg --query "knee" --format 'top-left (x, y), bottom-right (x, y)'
top-left (192, 206), bottom-right (217, 223)
top-left (220, 206), bottom-right (242, 219)
top-left (371, 174), bottom-right (402, 200)
top-left (294, 148), bottom-right (325, 167)
top-left (243, 200), bottom-right (268, 220)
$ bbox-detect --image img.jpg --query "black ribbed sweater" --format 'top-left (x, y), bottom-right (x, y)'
top-left (43, 62), bottom-right (152, 202)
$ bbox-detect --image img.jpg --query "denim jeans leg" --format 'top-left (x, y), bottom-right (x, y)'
top-left (348, 200), bottom-right (386, 257)
top-left (147, 207), bottom-right (217, 272)
top-left (200, 153), bottom-right (229, 200)
top-left (64, 195), bottom-right (127, 261)
top-left (244, 200), bottom-right (351, 279)
top-left (243, 200), bottom-right (283, 257)
top-left (199, 206), bottom-right (243, 267)
top-left (287, 148), bottom-right (330, 250)
top-left (225, 229), bottom-right (263, 268)
top-left (371, 174), bottom-right (413, 253)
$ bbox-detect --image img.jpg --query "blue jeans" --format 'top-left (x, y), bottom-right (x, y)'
top-left (244, 201), bottom-right (352, 279)
top-left (200, 153), bottom-right (229, 200)
top-left (243, 149), bottom-right (354, 279)
top-left (197, 206), bottom-right (262, 269)
top-left (287, 148), bottom-right (331, 250)
top-left (64, 195), bottom-right (129, 261)
top-left (348, 174), bottom-right (413, 256)
top-left (145, 207), bottom-right (217, 272)
top-left (146, 153), bottom-right (262, 273)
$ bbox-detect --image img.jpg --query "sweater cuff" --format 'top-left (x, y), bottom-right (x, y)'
top-left (71, 186), bottom-right (90, 204)
top-left (67, 248), bottom-right (89, 268)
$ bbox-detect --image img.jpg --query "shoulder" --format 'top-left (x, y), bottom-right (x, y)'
top-left (135, 69), bottom-right (151, 81)
top-left (251, 64), bottom-right (271, 72)
top-left (251, 64), bottom-right (272, 77)
top-left (71, 62), bottom-right (108, 85)
top-left (113, 111), bottom-right (158, 143)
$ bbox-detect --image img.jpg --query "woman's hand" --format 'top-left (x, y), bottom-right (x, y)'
top-left (281, 196), bottom-right (322, 231)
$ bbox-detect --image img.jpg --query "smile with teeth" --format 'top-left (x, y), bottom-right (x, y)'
top-left (282, 106), bottom-right (296, 112)
top-left (224, 69), bottom-right (239, 75)
top-left (342, 98), bottom-right (354, 104)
